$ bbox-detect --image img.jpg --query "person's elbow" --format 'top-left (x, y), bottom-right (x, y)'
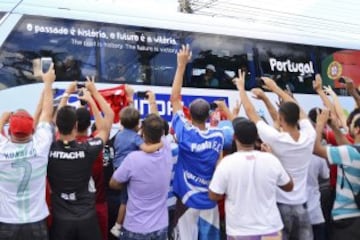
top-left (280, 179), bottom-right (294, 192)
top-left (208, 190), bottom-right (224, 201)
top-left (109, 178), bottom-right (122, 190)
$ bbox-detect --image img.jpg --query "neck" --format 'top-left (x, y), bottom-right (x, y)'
top-left (76, 131), bottom-right (88, 137)
top-left (192, 121), bottom-right (206, 130)
top-left (236, 142), bottom-right (255, 152)
top-left (282, 124), bottom-right (300, 140)
top-left (354, 135), bottom-right (360, 144)
top-left (58, 133), bottom-right (76, 143)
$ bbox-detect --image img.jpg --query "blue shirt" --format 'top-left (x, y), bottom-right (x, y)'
top-left (113, 128), bottom-right (144, 169)
top-left (327, 144), bottom-right (360, 220)
top-left (171, 111), bottom-right (224, 209)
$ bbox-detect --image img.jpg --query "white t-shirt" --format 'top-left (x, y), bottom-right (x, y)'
top-left (0, 122), bottom-right (53, 223)
top-left (209, 151), bottom-right (290, 236)
top-left (256, 119), bottom-right (316, 204)
top-left (306, 155), bottom-right (329, 224)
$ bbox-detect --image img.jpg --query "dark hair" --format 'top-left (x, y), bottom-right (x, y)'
top-left (76, 108), bottom-right (91, 132)
top-left (347, 108), bottom-right (360, 128)
top-left (120, 107), bottom-right (140, 129)
top-left (278, 101), bottom-right (300, 126)
top-left (308, 107), bottom-right (321, 124)
top-left (189, 98), bottom-right (210, 123)
top-left (56, 106), bottom-right (77, 135)
top-left (142, 114), bottom-right (163, 144)
top-left (162, 118), bottom-right (169, 136)
top-left (232, 117), bottom-right (258, 145)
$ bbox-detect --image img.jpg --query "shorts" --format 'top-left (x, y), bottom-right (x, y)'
top-left (0, 219), bottom-right (48, 240)
top-left (50, 214), bottom-right (101, 240)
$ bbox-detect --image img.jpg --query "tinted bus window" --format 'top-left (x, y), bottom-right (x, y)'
top-left (0, 15), bottom-right (99, 89)
top-left (0, 14), bottom-right (358, 95)
top-left (0, 12), bottom-right (4, 19)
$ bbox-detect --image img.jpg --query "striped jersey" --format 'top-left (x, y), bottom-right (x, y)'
top-left (171, 111), bottom-right (224, 209)
top-left (327, 144), bottom-right (360, 220)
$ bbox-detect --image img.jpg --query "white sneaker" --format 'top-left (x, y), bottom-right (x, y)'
top-left (110, 225), bottom-right (121, 238)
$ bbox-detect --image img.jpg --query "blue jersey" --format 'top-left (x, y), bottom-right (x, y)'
top-left (172, 111), bottom-right (224, 209)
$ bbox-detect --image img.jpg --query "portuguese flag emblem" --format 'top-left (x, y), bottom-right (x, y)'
top-left (321, 50), bottom-right (360, 89)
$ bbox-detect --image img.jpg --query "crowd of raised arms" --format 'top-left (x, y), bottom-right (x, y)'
top-left (1, 44), bottom-right (360, 240)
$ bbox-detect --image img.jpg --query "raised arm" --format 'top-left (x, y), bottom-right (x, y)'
top-left (170, 44), bottom-right (192, 113)
top-left (251, 88), bottom-right (278, 122)
top-left (0, 112), bottom-right (11, 135)
top-left (33, 90), bottom-right (44, 126)
top-left (213, 100), bottom-right (234, 121)
top-left (262, 76), bottom-right (307, 120)
top-left (344, 77), bottom-right (360, 108)
top-left (39, 63), bottom-right (56, 123)
top-left (313, 109), bottom-right (330, 161)
top-left (53, 81), bottom-right (77, 122)
top-left (235, 69), bottom-right (261, 123)
top-left (146, 91), bottom-right (159, 115)
top-left (323, 85), bottom-right (348, 131)
top-left (85, 77), bottom-right (114, 143)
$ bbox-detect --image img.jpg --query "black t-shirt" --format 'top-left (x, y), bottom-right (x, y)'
top-left (47, 138), bottom-right (104, 220)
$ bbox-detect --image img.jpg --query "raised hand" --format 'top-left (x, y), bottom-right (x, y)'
top-left (251, 88), bottom-right (266, 100)
top-left (261, 77), bottom-right (278, 92)
top-left (312, 74), bottom-right (322, 92)
top-left (177, 44), bottom-right (192, 67)
top-left (42, 63), bottom-right (56, 83)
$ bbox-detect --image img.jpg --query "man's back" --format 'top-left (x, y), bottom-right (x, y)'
top-left (172, 111), bottom-right (224, 209)
top-left (0, 123), bottom-right (53, 223)
top-left (112, 138), bottom-right (172, 233)
top-left (210, 151), bottom-right (289, 236)
top-left (256, 119), bottom-right (316, 204)
top-left (47, 138), bottom-right (103, 219)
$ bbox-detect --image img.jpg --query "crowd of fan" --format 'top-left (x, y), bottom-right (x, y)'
top-left (1, 45), bottom-right (360, 240)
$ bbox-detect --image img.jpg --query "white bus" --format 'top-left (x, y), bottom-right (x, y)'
top-left (0, 0), bottom-right (358, 121)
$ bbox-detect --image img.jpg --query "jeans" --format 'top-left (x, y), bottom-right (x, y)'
top-left (120, 227), bottom-right (167, 240)
top-left (277, 203), bottom-right (313, 240)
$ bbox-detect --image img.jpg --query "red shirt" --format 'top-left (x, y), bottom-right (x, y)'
top-left (325, 129), bottom-right (354, 188)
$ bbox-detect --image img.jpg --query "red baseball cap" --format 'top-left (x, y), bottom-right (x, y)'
top-left (9, 110), bottom-right (34, 138)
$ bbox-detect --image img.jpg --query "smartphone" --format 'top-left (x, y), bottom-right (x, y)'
top-left (78, 90), bottom-right (87, 106)
top-left (137, 91), bottom-right (148, 99)
top-left (41, 57), bottom-right (53, 73)
top-left (77, 82), bottom-right (85, 89)
top-left (339, 77), bottom-right (346, 84)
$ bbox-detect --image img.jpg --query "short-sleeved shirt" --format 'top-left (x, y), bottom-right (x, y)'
top-left (327, 145), bottom-right (360, 220)
top-left (306, 155), bottom-right (329, 224)
top-left (113, 129), bottom-right (143, 169)
top-left (209, 151), bottom-right (290, 236)
top-left (0, 122), bottom-right (53, 223)
top-left (77, 135), bottom-right (106, 204)
top-left (256, 119), bottom-right (316, 204)
top-left (47, 137), bottom-right (103, 220)
top-left (112, 138), bottom-right (172, 234)
top-left (171, 110), bottom-right (224, 209)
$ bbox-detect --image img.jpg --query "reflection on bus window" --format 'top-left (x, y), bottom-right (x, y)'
top-left (0, 14), bottom-right (358, 95)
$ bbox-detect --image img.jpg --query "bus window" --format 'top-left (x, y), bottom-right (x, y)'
top-left (97, 25), bottom-right (180, 86)
top-left (0, 12), bottom-right (5, 19)
top-left (0, 15), bottom-right (99, 89)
